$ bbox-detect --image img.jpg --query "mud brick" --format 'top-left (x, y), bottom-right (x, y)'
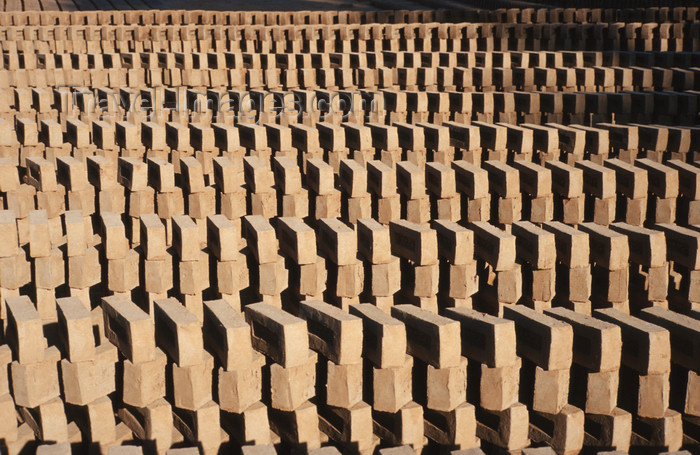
top-left (29, 210), bottom-right (51, 256)
top-left (0, 346), bottom-right (11, 395)
top-left (172, 215), bottom-right (201, 261)
top-left (217, 349), bottom-right (264, 413)
top-left (128, 186), bottom-right (155, 218)
top-left (268, 400), bottom-right (321, 449)
top-left (298, 300), bottom-right (362, 365)
top-left (367, 160), bottom-right (397, 198)
top-left (574, 160), bottom-right (615, 199)
top-left (145, 157), bottom-right (175, 193)
top-left (63, 210), bottom-right (89, 258)
top-left (238, 122), bottom-right (268, 152)
top-left (316, 122), bottom-right (345, 152)
top-left (250, 190), bottom-right (278, 218)
top-left (189, 123), bottom-right (215, 152)
top-left (667, 160), bottom-right (700, 200)
top-left (25, 157), bottom-right (56, 193)
top-left (422, 354), bottom-right (468, 412)
top-left (273, 217), bottom-right (313, 265)
top-left (507, 162), bottom-right (549, 199)
top-left (118, 398), bottom-right (173, 453)
top-left (60, 343), bottom-right (118, 405)
top-left (269, 158), bottom-right (300, 196)
top-left (655, 224), bottom-right (700, 270)
top-left (526, 361), bottom-right (571, 414)
top-left (348, 303), bottom-right (406, 368)
top-left (16, 118), bottom-right (38, 147)
top-left (495, 194), bottom-right (521, 225)
top-left (269, 351), bottom-right (317, 411)
top-left (544, 307), bottom-right (620, 373)
top-left (303, 159), bottom-right (334, 197)
top-left (108, 247), bottom-right (140, 292)
top-left (317, 401), bottom-right (373, 452)
top-left (221, 401), bottom-right (270, 447)
top-left (143, 256), bottom-right (173, 296)
top-left (116, 157), bottom-right (147, 192)
top-left (578, 222), bottom-right (629, 270)
top-left (511, 221), bottom-right (556, 270)
top-left (472, 121), bottom-right (507, 153)
top-left (341, 122), bottom-right (372, 152)
top-left (87, 159), bottom-right (118, 195)
top-left (56, 297), bottom-right (94, 363)
top-left (442, 121), bottom-right (480, 152)
top-left (0, 211), bottom-right (19, 258)
top-left (67, 246), bottom-right (100, 289)
top-left (178, 249), bottom-right (209, 295)
top-left (218, 188), bottom-right (245, 220)
top-left (121, 348), bottom-right (167, 407)
top-left (630, 410), bottom-right (682, 452)
top-left (152, 298), bottom-right (202, 367)
top-left (101, 295), bottom-right (156, 364)
top-left (201, 299), bottom-right (252, 370)
top-left (213, 156), bottom-right (243, 194)
top-left (467, 221), bottom-right (515, 272)
top-left (216, 253), bottom-right (249, 296)
top-left (100, 212), bottom-right (128, 260)
top-left (423, 163), bottom-right (455, 200)
top-left (405, 196), bottom-right (431, 225)
top-left (205, 214), bottom-right (239, 262)
top-left (0, 158), bottom-right (20, 192)
top-left (19, 396), bottom-right (68, 442)
top-left (394, 122), bottom-right (425, 155)
top-left (542, 161), bottom-right (582, 200)
top-left (594, 309), bottom-right (670, 375)
top-left (602, 158), bottom-right (647, 200)
top-left (172, 400), bottom-right (222, 451)
top-left (242, 215), bottom-right (278, 264)
top-left (139, 214), bottom-right (166, 261)
top-left (338, 159), bottom-right (367, 198)
top-left (322, 357), bottom-right (363, 407)
top-left (390, 304), bottom-right (460, 369)
top-left (372, 400), bottom-right (424, 450)
top-left (35, 443), bottom-right (71, 455)
top-left (638, 307), bottom-right (700, 372)
top-left (54, 156), bottom-right (88, 192)
top-left (477, 354), bottom-right (521, 411)
top-left (11, 346), bottom-right (60, 408)
top-left (432, 220), bottom-right (474, 266)
top-left (609, 222), bottom-right (666, 268)
top-left (242, 157), bottom-right (275, 195)
top-left (370, 354), bottom-right (414, 413)
top-left (178, 157), bottom-right (205, 195)
top-left (475, 402), bottom-right (529, 451)
top-left (451, 160), bottom-right (489, 199)
top-left (170, 351), bottom-right (214, 411)
top-left (290, 123), bottom-right (321, 154)
top-left (635, 159), bottom-right (678, 199)
top-left (244, 302), bottom-right (309, 368)
top-left (318, 217), bottom-right (357, 266)
top-left (165, 122), bottom-right (191, 152)
top-left (482, 160), bottom-right (519, 199)
top-left (502, 304), bottom-right (573, 371)
top-left (389, 219), bottom-right (437, 266)
top-left (5, 295), bottom-right (45, 364)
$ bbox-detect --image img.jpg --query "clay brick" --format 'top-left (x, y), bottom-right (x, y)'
top-left (101, 295), bottom-right (156, 364)
top-left (389, 219), bottom-right (438, 266)
top-left (349, 303), bottom-right (407, 369)
top-left (244, 302), bottom-right (309, 368)
top-left (56, 296), bottom-right (94, 363)
top-left (502, 304), bottom-right (573, 371)
top-left (154, 298), bottom-right (203, 367)
top-left (299, 300), bottom-right (362, 365)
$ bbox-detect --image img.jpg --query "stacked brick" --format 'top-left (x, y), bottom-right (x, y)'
top-left (154, 298), bottom-right (221, 454)
top-left (104, 295), bottom-right (172, 454)
top-left (0, 4), bottom-right (699, 455)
